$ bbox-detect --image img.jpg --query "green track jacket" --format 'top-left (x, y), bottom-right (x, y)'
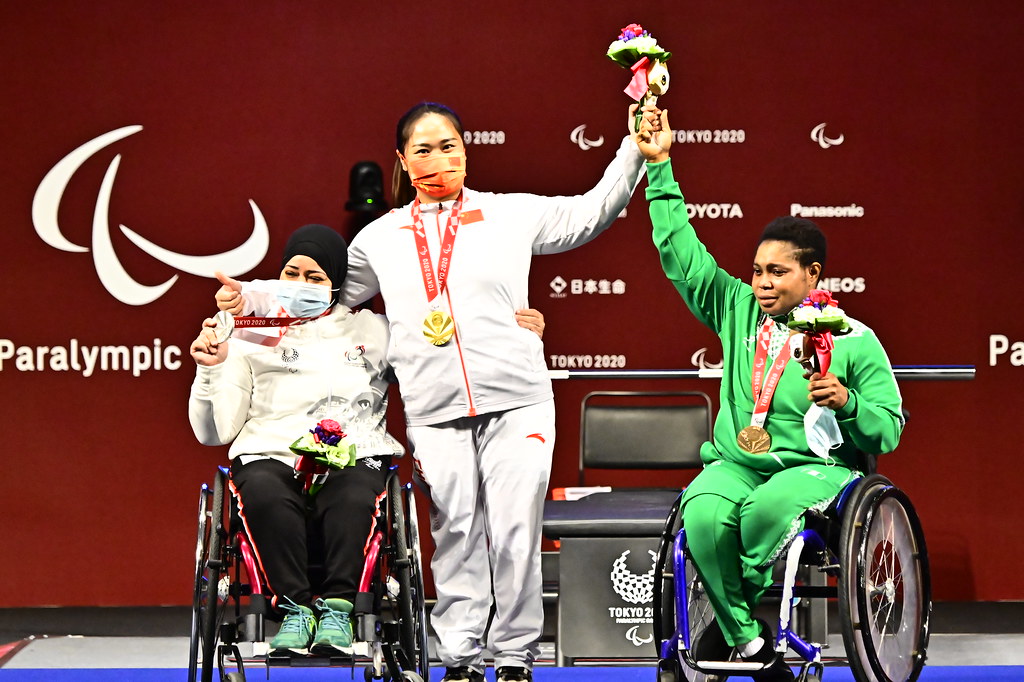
top-left (645, 159), bottom-right (903, 476)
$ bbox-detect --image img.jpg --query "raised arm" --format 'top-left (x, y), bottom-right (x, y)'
top-left (213, 271), bottom-right (278, 316)
top-left (640, 107), bottom-right (748, 333)
top-left (528, 106), bottom-right (648, 255)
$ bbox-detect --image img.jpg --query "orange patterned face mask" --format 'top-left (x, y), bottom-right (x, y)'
top-left (405, 153), bottom-right (466, 198)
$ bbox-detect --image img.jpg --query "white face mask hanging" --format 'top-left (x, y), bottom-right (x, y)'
top-left (804, 403), bottom-right (844, 464)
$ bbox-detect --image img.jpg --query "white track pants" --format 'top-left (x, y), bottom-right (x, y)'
top-left (406, 400), bottom-right (555, 671)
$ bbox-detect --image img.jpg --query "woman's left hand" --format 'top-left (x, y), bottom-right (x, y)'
top-left (516, 308), bottom-right (546, 339)
top-left (807, 372), bottom-right (849, 410)
top-left (190, 317), bottom-right (228, 366)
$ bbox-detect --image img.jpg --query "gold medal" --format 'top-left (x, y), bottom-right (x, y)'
top-left (423, 311), bottom-right (455, 346)
top-left (737, 425), bottom-right (772, 454)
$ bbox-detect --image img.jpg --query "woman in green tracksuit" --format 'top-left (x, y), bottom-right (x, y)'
top-left (635, 108), bottom-right (903, 680)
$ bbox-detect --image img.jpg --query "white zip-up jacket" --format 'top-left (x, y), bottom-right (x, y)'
top-left (240, 136), bottom-right (645, 426)
top-left (189, 305), bottom-right (404, 464)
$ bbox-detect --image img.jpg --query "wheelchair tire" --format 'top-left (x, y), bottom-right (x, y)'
top-left (188, 483), bottom-right (211, 682)
top-left (386, 473), bottom-right (430, 680)
top-left (653, 494), bottom-right (719, 682)
top-left (652, 493), bottom-right (683, 651)
top-left (403, 483), bottom-right (431, 679)
top-left (197, 469), bottom-right (228, 682)
top-left (838, 480), bottom-right (930, 682)
top-left (837, 475), bottom-right (889, 682)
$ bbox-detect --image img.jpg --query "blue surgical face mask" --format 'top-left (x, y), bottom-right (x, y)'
top-left (275, 280), bottom-right (335, 318)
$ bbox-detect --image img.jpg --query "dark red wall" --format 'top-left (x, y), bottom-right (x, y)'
top-left (1, 2), bottom-right (1020, 606)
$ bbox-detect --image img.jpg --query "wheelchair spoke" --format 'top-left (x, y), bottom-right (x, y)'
top-left (840, 481), bottom-right (930, 682)
top-left (885, 506), bottom-right (899, 583)
top-left (867, 493), bottom-right (926, 681)
top-left (686, 573), bottom-right (715, 643)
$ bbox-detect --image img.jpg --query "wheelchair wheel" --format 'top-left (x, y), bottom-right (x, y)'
top-left (188, 483), bottom-right (211, 681)
top-left (385, 472), bottom-right (430, 680)
top-left (653, 495), bottom-right (717, 682)
top-left (403, 483), bottom-right (430, 680)
top-left (652, 495), bottom-right (681, 652)
top-left (838, 480), bottom-right (930, 682)
top-left (837, 475), bottom-right (888, 682)
top-left (190, 469), bottom-right (229, 682)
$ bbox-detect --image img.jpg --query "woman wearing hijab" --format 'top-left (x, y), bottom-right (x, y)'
top-left (189, 224), bottom-right (405, 657)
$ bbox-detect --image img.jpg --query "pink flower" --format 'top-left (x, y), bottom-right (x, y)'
top-left (807, 289), bottom-right (838, 309)
top-left (318, 419), bottom-right (344, 437)
top-left (619, 23), bottom-right (645, 41)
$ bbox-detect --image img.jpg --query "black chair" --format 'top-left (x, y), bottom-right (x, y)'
top-left (542, 390), bottom-right (712, 665)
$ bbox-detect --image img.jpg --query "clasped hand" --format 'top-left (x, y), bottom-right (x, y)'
top-left (190, 317), bottom-right (227, 367)
top-left (632, 104), bottom-right (671, 163)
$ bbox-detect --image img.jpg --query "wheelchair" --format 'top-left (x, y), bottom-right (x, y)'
top-left (653, 471), bottom-right (931, 682)
top-left (188, 464), bottom-right (430, 682)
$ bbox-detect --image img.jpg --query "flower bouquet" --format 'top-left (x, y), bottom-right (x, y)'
top-left (606, 23), bottom-right (672, 131)
top-left (289, 419), bottom-right (356, 494)
top-left (786, 289), bottom-right (851, 377)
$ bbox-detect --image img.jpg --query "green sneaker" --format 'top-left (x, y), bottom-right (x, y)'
top-left (311, 597), bottom-right (353, 655)
top-left (269, 598), bottom-right (316, 654)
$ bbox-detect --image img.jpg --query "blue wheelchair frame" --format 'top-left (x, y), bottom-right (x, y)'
top-left (655, 474), bottom-right (931, 682)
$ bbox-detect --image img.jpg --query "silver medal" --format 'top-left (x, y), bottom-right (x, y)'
top-left (213, 310), bottom-right (235, 344)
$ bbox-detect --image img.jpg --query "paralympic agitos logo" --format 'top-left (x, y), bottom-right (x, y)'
top-left (32, 125), bottom-right (269, 306)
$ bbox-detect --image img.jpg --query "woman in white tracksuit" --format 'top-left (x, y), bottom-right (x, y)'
top-left (191, 224), bottom-right (405, 657)
top-left (219, 102), bottom-right (646, 682)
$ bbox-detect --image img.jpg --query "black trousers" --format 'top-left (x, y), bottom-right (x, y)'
top-left (230, 456), bottom-right (390, 608)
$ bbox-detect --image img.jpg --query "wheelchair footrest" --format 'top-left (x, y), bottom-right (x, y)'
top-left (685, 656), bottom-right (781, 675)
top-left (266, 652), bottom-right (355, 667)
top-left (695, 660), bottom-right (765, 671)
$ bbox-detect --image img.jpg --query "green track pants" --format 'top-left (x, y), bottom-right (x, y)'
top-left (680, 460), bottom-right (858, 646)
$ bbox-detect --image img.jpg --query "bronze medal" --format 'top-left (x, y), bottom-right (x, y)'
top-left (423, 311), bottom-right (455, 346)
top-left (737, 425), bottom-right (772, 454)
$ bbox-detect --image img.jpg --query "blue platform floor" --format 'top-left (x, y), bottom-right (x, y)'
top-left (1, 633), bottom-right (1023, 679)
top-left (1, 604), bottom-right (1022, 680)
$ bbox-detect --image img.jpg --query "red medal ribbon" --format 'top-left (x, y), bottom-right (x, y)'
top-left (750, 318), bottom-right (792, 426)
top-left (411, 193), bottom-right (463, 303)
top-left (228, 310), bottom-right (330, 348)
top-left (293, 453), bottom-right (329, 495)
top-left (232, 316), bottom-right (308, 328)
